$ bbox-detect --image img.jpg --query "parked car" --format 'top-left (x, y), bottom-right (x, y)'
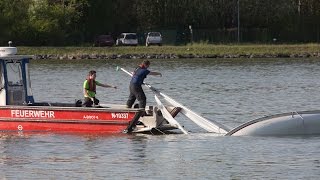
top-left (145, 32), bottom-right (162, 46)
top-left (116, 33), bottom-right (138, 46)
top-left (93, 35), bottom-right (115, 47)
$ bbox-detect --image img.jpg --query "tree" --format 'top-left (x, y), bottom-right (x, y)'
top-left (0, 0), bottom-right (32, 45)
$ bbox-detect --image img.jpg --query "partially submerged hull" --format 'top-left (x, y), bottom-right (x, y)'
top-left (227, 110), bottom-right (320, 136)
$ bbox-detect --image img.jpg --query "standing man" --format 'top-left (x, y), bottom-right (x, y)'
top-left (83, 70), bottom-right (117, 107)
top-left (126, 60), bottom-right (162, 109)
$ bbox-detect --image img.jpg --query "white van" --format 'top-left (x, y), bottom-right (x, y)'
top-left (116, 33), bottom-right (138, 46)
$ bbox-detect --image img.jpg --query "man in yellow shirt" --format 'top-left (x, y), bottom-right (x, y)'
top-left (83, 70), bottom-right (117, 107)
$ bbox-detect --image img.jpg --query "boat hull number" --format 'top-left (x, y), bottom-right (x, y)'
top-left (111, 113), bottom-right (129, 119)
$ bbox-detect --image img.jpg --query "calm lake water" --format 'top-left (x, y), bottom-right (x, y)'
top-left (1, 58), bottom-right (320, 179)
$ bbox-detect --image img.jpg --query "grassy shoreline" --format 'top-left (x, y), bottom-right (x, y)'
top-left (18, 43), bottom-right (320, 58)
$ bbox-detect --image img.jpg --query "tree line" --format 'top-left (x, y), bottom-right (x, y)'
top-left (0, 0), bottom-right (319, 46)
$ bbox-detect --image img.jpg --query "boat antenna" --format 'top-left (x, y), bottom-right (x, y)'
top-left (8, 41), bottom-right (12, 47)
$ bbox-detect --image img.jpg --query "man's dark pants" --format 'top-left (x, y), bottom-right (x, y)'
top-left (126, 84), bottom-right (146, 108)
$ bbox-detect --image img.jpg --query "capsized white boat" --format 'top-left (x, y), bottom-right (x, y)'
top-left (226, 111), bottom-right (320, 136)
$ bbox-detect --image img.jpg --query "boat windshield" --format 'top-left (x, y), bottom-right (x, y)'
top-left (0, 65), bottom-right (3, 88)
top-left (6, 61), bottom-right (23, 86)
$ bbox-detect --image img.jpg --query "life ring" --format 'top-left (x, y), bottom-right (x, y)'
top-left (17, 125), bottom-right (23, 131)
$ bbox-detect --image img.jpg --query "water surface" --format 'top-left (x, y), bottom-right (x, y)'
top-left (1, 58), bottom-right (320, 179)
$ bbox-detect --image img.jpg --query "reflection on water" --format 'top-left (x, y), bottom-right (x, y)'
top-left (1, 58), bottom-right (320, 179)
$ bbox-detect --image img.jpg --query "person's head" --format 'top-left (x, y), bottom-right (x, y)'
top-left (88, 70), bottom-right (96, 79)
top-left (141, 60), bottom-right (150, 68)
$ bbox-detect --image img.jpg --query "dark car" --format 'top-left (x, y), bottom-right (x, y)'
top-left (94, 35), bottom-right (115, 47)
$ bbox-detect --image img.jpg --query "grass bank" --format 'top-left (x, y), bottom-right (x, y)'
top-left (18, 43), bottom-right (320, 58)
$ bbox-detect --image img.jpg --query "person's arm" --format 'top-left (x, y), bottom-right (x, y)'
top-left (96, 81), bottom-right (117, 89)
top-left (101, 83), bottom-right (117, 89)
top-left (83, 80), bottom-right (91, 97)
top-left (83, 88), bottom-right (88, 97)
top-left (149, 71), bottom-right (162, 77)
